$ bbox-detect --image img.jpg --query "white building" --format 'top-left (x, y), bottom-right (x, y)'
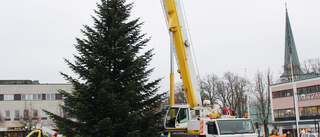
top-left (0, 80), bottom-right (72, 137)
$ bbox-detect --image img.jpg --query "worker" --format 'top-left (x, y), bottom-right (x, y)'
top-left (280, 133), bottom-right (286, 137)
top-left (161, 131), bottom-right (167, 137)
top-left (286, 131), bottom-right (293, 137)
top-left (270, 129), bottom-right (279, 137)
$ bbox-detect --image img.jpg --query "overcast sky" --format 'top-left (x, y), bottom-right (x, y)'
top-left (1, 0), bottom-right (319, 93)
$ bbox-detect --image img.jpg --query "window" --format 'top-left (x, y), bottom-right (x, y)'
top-left (14, 110), bottom-right (19, 118)
top-left (286, 90), bottom-right (291, 96)
top-left (21, 94), bottom-right (25, 100)
top-left (279, 91), bottom-right (284, 97)
top-left (298, 106), bottom-right (320, 116)
top-left (285, 110), bottom-right (291, 117)
top-left (310, 86), bottom-right (316, 93)
top-left (298, 88), bottom-right (303, 95)
top-left (30, 131), bottom-right (39, 137)
top-left (46, 94), bottom-right (55, 100)
top-left (33, 110), bottom-right (38, 117)
top-left (165, 108), bottom-right (179, 128)
top-left (288, 89), bottom-right (293, 96)
top-left (208, 122), bottom-right (218, 135)
top-left (274, 110), bottom-right (279, 118)
top-left (14, 94), bottom-right (21, 100)
top-left (26, 94), bottom-right (32, 100)
top-left (32, 94), bottom-right (41, 100)
top-left (272, 92), bottom-right (278, 98)
top-left (5, 110), bottom-right (10, 118)
top-left (4, 94), bottom-right (14, 100)
top-left (275, 109), bottom-right (296, 118)
top-left (37, 94), bottom-right (42, 100)
top-left (24, 110), bottom-right (29, 118)
top-left (304, 107), bottom-right (317, 116)
top-left (279, 110), bottom-right (285, 117)
top-left (300, 108), bottom-right (306, 116)
top-left (306, 107), bottom-right (313, 116)
top-left (177, 108), bottom-right (188, 123)
top-left (33, 94), bottom-right (37, 100)
top-left (290, 108), bottom-right (295, 116)
top-left (284, 109), bottom-right (295, 117)
top-left (56, 94), bottom-right (62, 100)
top-left (302, 87), bottom-right (307, 94)
top-left (298, 85), bottom-right (320, 94)
top-left (218, 120), bottom-right (255, 135)
top-left (310, 107), bottom-right (317, 116)
top-left (41, 110), bottom-right (47, 118)
top-left (21, 94), bottom-right (42, 100)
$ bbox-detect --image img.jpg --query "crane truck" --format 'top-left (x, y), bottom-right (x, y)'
top-left (161, 0), bottom-right (258, 136)
top-left (26, 125), bottom-right (64, 137)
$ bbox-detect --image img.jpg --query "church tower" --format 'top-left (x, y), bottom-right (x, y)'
top-left (280, 8), bottom-right (303, 82)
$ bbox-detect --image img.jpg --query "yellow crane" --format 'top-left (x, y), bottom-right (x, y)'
top-left (161, 0), bottom-right (258, 136)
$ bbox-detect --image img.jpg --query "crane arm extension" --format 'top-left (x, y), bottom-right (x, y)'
top-left (162, 0), bottom-right (202, 108)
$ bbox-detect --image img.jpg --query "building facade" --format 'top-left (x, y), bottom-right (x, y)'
top-left (0, 80), bottom-right (72, 137)
top-left (270, 7), bottom-right (320, 137)
top-left (271, 76), bottom-right (320, 136)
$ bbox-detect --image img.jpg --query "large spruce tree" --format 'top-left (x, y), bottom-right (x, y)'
top-left (46, 0), bottom-right (164, 136)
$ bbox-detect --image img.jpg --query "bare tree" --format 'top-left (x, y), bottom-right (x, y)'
top-left (224, 72), bottom-right (238, 109)
top-left (162, 82), bottom-right (186, 105)
top-left (252, 69), bottom-right (273, 137)
top-left (0, 112), bottom-right (5, 126)
top-left (199, 74), bottom-right (219, 105)
top-left (17, 102), bottom-right (40, 129)
top-left (223, 72), bottom-right (249, 117)
top-left (216, 80), bottom-right (228, 107)
top-left (301, 58), bottom-right (320, 74)
top-left (236, 77), bottom-right (249, 118)
top-left (174, 82), bottom-right (186, 104)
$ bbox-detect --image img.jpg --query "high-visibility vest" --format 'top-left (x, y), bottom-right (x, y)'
top-left (281, 134), bottom-right (286, 137)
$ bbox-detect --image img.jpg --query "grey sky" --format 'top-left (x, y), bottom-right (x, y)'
top-left (1, 0), bottom-right (319, 93)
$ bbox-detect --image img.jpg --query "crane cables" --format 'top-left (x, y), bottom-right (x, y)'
top-left (179, 0), bottom-right (201, 81)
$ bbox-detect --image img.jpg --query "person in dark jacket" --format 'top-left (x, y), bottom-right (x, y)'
top-left (270, 129), bottom-right (278, 136)
top-left (286, 131), bottom-right (292, 137)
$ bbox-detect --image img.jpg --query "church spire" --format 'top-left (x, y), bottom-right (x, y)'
top-left (280, 8), bottom-right (303, 80)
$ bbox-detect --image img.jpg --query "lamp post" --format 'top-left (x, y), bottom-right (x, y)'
top-left (290, 55), bottom-right (300, 137)
top-left (314, 114), bottom-right (316, 133)
top-left (247, 93), bottom-right (250, 118)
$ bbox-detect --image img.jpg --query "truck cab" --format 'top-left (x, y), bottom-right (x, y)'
top-left (164, 105), bottom-right (190, 131)
top-left (204, 118), bottom-right (257, 137)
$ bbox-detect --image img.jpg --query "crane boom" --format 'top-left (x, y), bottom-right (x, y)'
top-left (160, 2), bottom-right (259, 136)
top-left (162, 0), bottom-right (202, 109)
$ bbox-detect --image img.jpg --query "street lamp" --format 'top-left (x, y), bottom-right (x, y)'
top-left (290, 55), bottom-right (300, 137)
top-left (247, 94), bottom-right (250, 118)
